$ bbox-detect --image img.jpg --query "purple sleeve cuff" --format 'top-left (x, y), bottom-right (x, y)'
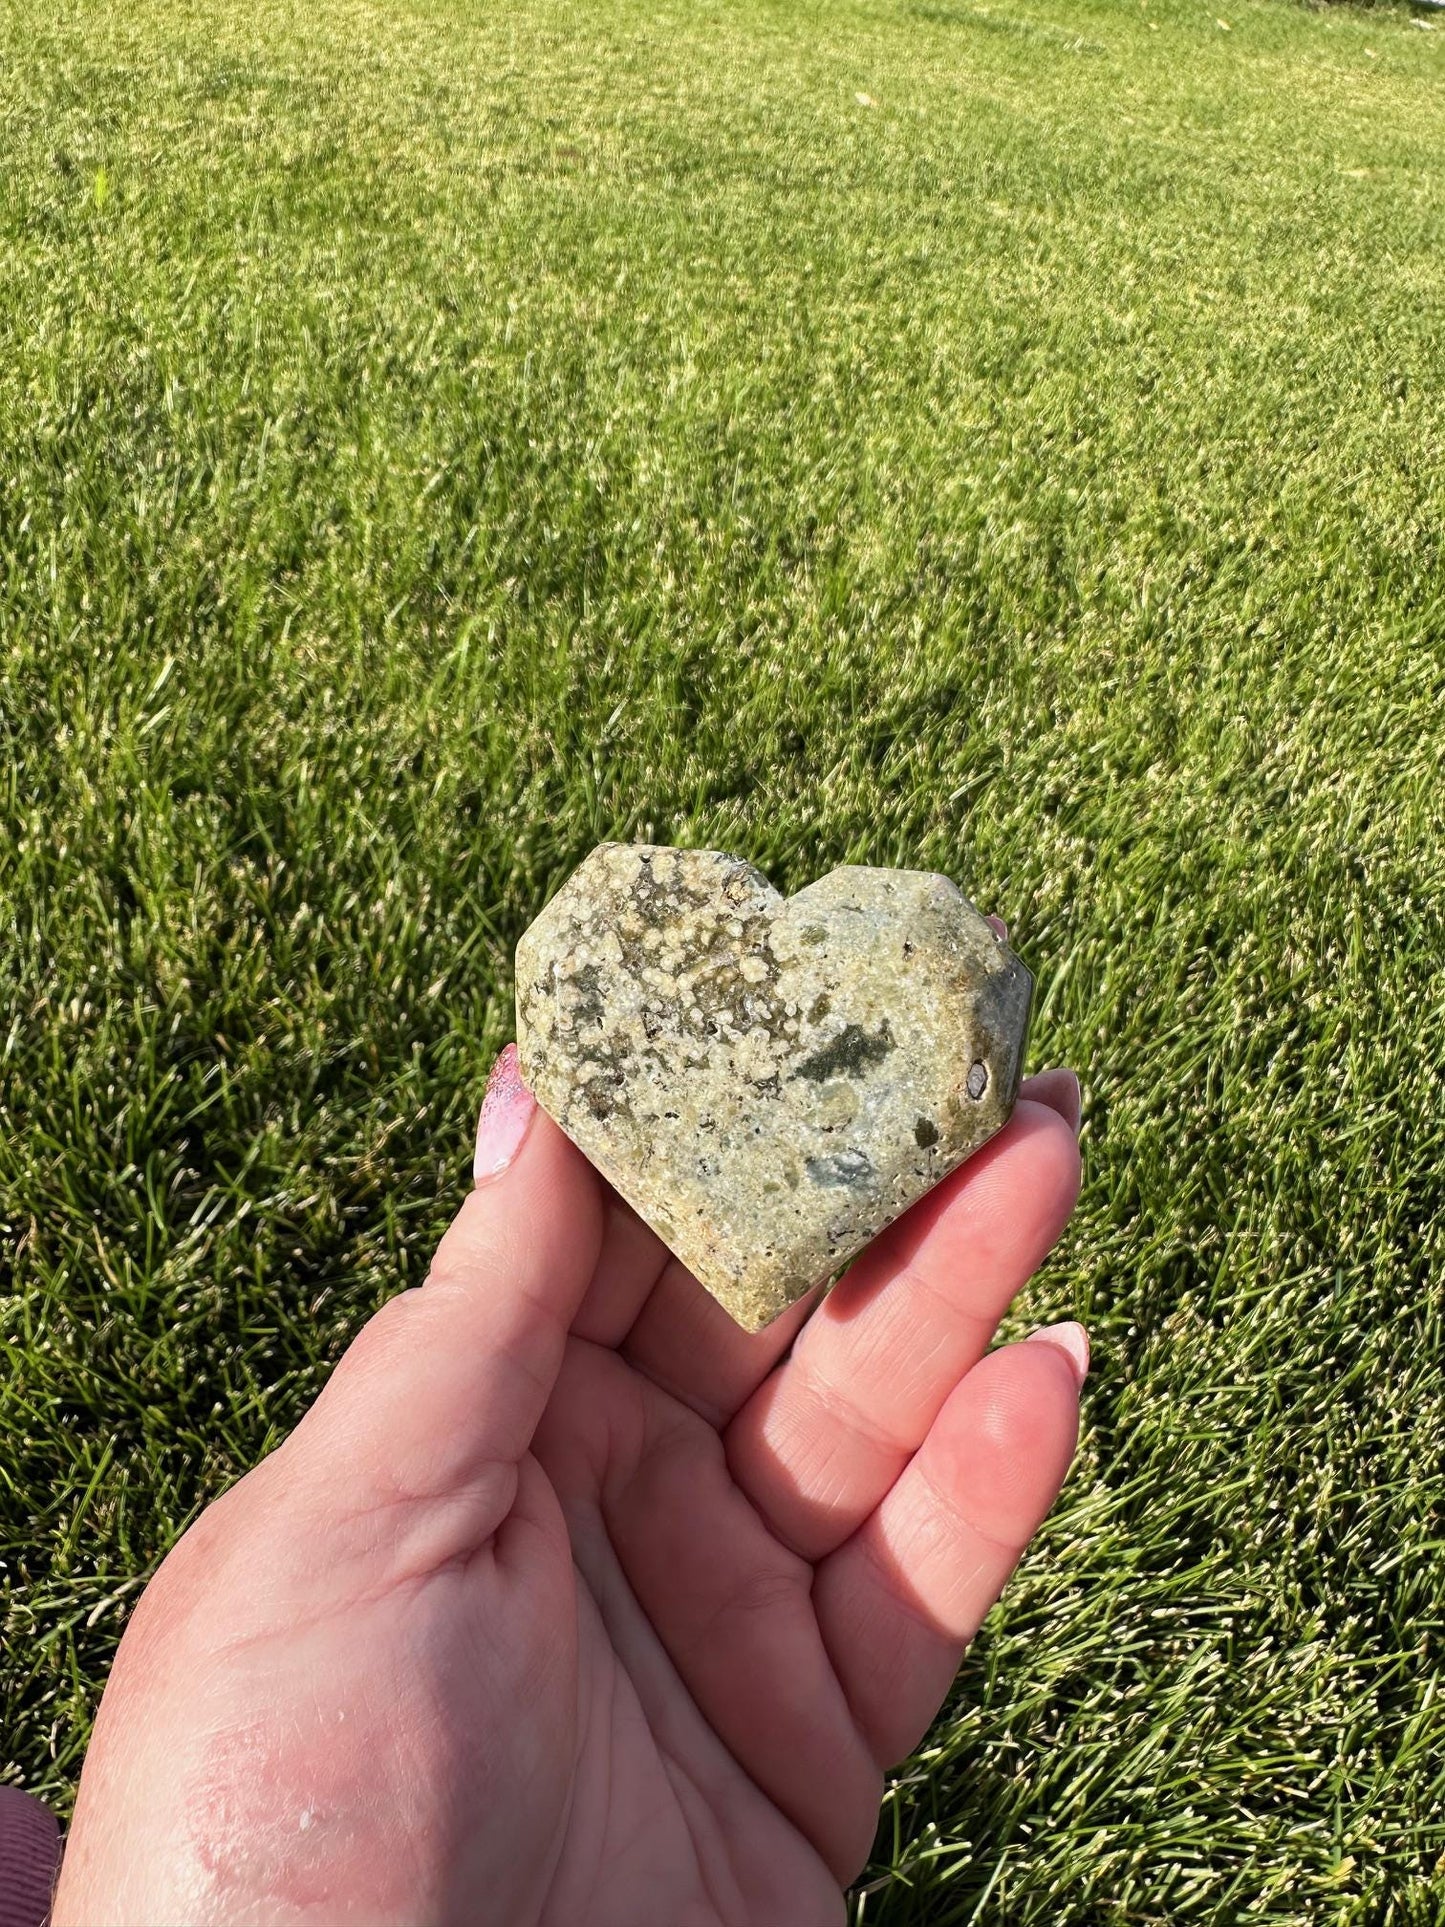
top-left (0, 1789), bottom-right (61, 1927)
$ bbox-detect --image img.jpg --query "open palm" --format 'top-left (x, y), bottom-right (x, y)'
top-left (55, 1052), bottom-right (1083, 1927)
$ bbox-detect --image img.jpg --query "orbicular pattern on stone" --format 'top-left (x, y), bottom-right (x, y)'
top-left (515, 844), bottom-right (1033, 1331)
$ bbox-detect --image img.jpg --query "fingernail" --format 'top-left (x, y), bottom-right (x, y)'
top-left (1020, 1067), bottom-right (1082, 1136)
top-left (986, 914), bottom-right (1008, 942)
top-left (1026, 1320), bottom-right (1090, 1387)
top-left (473, 1044), bottom-right (536, 1184)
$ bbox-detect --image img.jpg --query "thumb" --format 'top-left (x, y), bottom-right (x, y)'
top-left (285, 1047), bottom-right (604, 1540)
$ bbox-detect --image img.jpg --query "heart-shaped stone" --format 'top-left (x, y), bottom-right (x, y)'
top-left (515, 844), bottom-right (1032, 1331)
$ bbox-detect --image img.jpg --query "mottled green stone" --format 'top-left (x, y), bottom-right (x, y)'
top-left (515, 844), bottom-right (1033, 1331)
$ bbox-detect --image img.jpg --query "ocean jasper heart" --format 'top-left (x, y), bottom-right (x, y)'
top-left (514, 844), bottom-right (1032, 1331)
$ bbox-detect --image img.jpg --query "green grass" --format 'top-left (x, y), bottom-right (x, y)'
top-left (2, 0), bottom-right (1444, 1917)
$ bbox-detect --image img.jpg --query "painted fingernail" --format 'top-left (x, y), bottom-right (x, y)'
top-left (986, 914), bottom-right (1008, 941)
top-left (1026, 1320), bottom-right (1090, 1387)
top-left (473, 1044), bottom-right (537, 1184)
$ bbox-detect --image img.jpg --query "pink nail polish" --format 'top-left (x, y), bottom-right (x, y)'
top-left (986, 914), bottom-right (1008, 942)
top-left (473, 1044), bottom-right (537, 1183)
top-left (1026, 1320), bottom-right (1090, 1386)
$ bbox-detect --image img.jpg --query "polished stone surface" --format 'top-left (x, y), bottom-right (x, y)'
top-left (515, 844), bottom-right (1032, 1330)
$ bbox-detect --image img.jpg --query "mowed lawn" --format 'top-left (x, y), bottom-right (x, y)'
top-left (2, 0), bottom-right (1444, 1917)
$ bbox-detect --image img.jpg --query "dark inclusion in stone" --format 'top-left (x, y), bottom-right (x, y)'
top-left (515, 844), bottom-right (1033, 1332)
top-left (792, 1020), bottom-right (895, 1084)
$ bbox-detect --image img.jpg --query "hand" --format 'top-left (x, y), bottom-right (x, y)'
top-left (54, 1048), bottom-right (1084, 1927)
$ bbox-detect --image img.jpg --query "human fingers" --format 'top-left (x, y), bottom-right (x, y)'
top-left (610, 1260), bottom-right (818, 1426)
top-left (614, 1079), bottom-right (1078, 1432)
top-left (1019, 1066), bottom-right (1082, 1135)
top-left (568, 1189), bottom-right (674, 1345)
top-left (813, 1325), bottom-right (1085, 1767)
top-left (620, 1078), bottom-right (1079, 1430)
top-left (282, 1046), bottom-right (606, 1545)
top-left (564, 928), bottom-right (1072, 1421)
top-left (725, 1091), bottom-right (1080, 1558)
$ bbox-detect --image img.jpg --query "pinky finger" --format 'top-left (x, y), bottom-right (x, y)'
top-left (812, 1325), bottom-right (1086, 1769)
